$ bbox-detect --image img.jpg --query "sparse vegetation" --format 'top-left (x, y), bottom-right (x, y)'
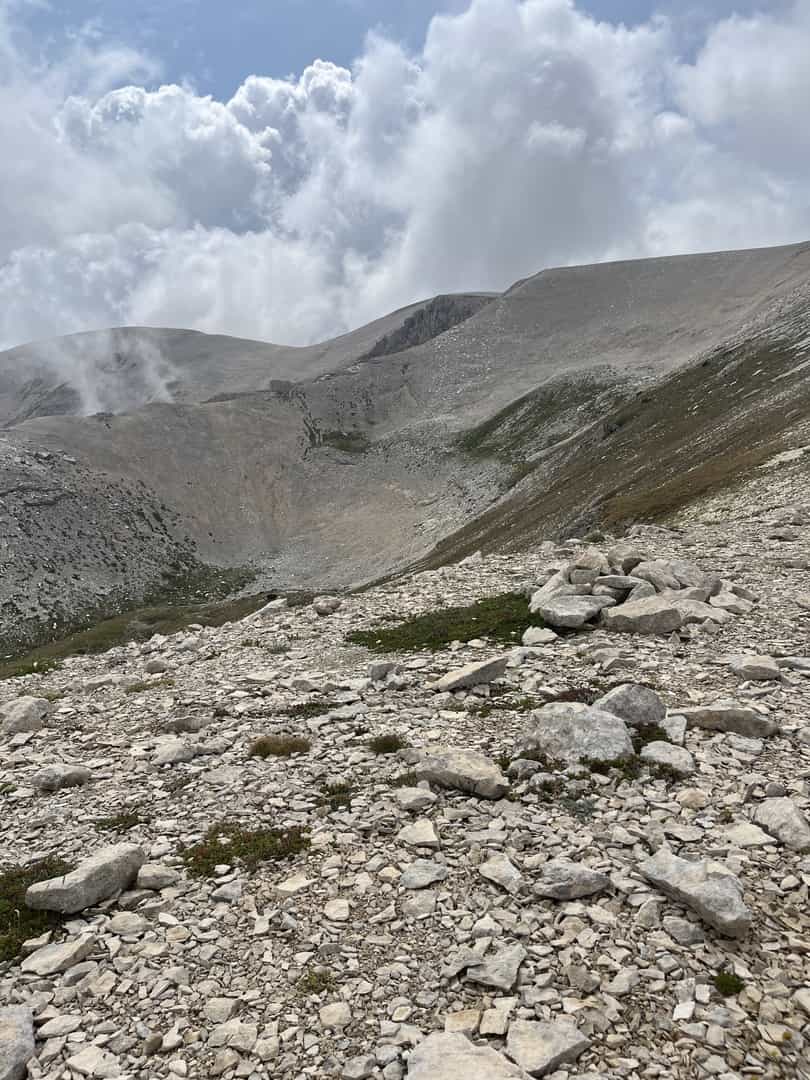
top-left (94, 810), bottom-right (145, 833)
top-left (320, 430), bottom-right (371, 454)
top-left (713, 970), bottom-right (745, 997)
top-left (367, 733), bottom-right (409, 755)
top-left (631, 722), bottom-right (670, 753)
top-left (250, 735), bottom-right (311, 758)
top-left (125, 678), bottom-right (175, 695)
top-left (298, 968), bottom-right (336, 995)
top-left (182, 822), bottom-right (310, 878)
top-left (0, 857), bottom-right (73, 961)
top-left (585, 756), bottom-right (643, 781)
top-left (346, 592), bottom-right (544, 653)
top-left (389, 772), bottom-right (419, 788)
top-left (318, 782), bottom-right (355, 810)
top-left (283, 701), bottom-right (337, 720)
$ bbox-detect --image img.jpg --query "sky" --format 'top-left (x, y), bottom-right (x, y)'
top-left (0, 0), bottom-right (807, 350)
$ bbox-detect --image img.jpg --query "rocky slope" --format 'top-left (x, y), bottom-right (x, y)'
top-left (0, 457), bottom-right (809, 1080)
top-left (2, 242), bottom-right (810, 654)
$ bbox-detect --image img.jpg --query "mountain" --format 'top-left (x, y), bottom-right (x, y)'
top-left (1, 241), bottom-right (809, 653)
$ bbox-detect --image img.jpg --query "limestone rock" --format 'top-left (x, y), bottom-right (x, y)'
top-left (0, 1006), bottom-right (34, 1080)
top-left (677, 702), bottom-right (777, 738)
top-left (20, 933), bottom-right (96, 976)
top-left (313, 595), bottom-right (342, 616)
top-left (0, 696), bottom-right (49, 735)
top-left (406, 1032), bottom-right (531, 1079)
top-left (396, 818), bottom-right (440, 849)
top-left (137, 863), bottom-right (181, 890)
top-left (465, 944), bottom-right (526, 991)
top-left (430, 656), bottom-right (509, 691)
top-left (729, 654), bottom-right (782, 681)
top-left (32, 763), bottom-right (92, 792)
top-left (531, 595), bottom-right (613, 629)
top-left (506, 1019), bottom-right (590, 1076)
top-left (640, 849), bottom-right (752, 937)
top-left (520, 702), bottom-right (633, 765)
top-left (479, 853), bottom-right (524, 895)
top-left (533, 859), bottom-right (609, 900)
top-left (594, 683), bottom-right (665, 727)
top-left (601, 596), bottom-right (683, 634)
top-left (414, 747), bottom-right (509, 799)
top-left (401, 860), bottom-right (448, 890)
top-left (640, 742), bottom-right (695, 776)
top-left (26, 844), bottom-right (146, 913)
top-left (521, 626), bottom-right (558, 646)
top-left (395, 786), bottom-right (437, 812)
top-left (753, 798), bottom-right (810, 851)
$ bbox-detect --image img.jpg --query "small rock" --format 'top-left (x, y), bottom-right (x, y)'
top-left (401, 860), bottom-right (448, 890)
top-left (640, 849), bottom-right (752, 938)
top-left (534, 859), bottom-right (609, 900)
top-left (396, 818), bottom-right (440, 849)
top-left (479, 853), bottom-right (524, 895)
top-left (601, 596), bottom-right (683, 634)
top-left (32, 764), bottom-right (91, 792)
top-left (521, 627), bottom-right (558, 646)
top-left (137, 864), bottom-right (180, 890)
top-left (465, 943), bottom-right (526, 991)
top-left (729, 654), bottom-right (782, 681)
top-left (506, 1019), bottom-right (590, 1076)
top-left (753, 797), bottom-right (810, 851)
top-left (20, 934), bottom-right (96, 976)
top-left (430, 656), bottom-right (509, 692)
top-left (414, 747), bottom-right (509, 799)
top-left (640, 742), bottom-right (695, 776)
top-left (319, 1002), bottom-right (351, 1030)
top-left (313, 596), bottom-right (342, 616)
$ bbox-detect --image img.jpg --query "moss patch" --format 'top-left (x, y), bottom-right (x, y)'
top-left (182, 822), bottom-right (309, 878)
top-left (713, 970), bottom-right (745, 997)
top-left (346, 592), bottom-right (542, 653)
top-left (0, 857), bottom-right (73, 962)
top-left (282, 701), bottom-right (338, 720)
top-left (318, 782), bottom-right (355, 810)
top-left (298, 968), bottom-right (337, 995)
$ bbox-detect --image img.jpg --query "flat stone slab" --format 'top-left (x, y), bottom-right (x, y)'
top-left (407, 1032), bottom-right (531, 1079)
top-left (32, 764), bottom-right (92, 792)
top-left (465, 944), bottom-right (527, 991)
top-left (640, 849), bottom-right (752, 938)
top-left (506, 1019), bottom-right (590, 1076)
top-left (640, 742), bottom-right (695, 776)
top-left (728, 654), bottom-right (782, 681)
top-left (430, 656), bottom-right (509, 691)
top-left (677, 702), bottom-right (777, 738)
top-left (414, 747), bottom-right (509, 799)
top-left (533, 859), bottom-right (610, 900)
top-left (26, 843), bottom-right (145, 914)
top-left (20, 933), bottom-right (96, 976)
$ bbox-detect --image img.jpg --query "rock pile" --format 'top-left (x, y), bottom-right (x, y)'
top-left (0, 493), bottom-right (809, 1080)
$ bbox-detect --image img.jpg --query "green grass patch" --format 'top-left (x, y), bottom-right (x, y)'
top-left (94, 810), bottom-right (145, 833)
top-left (713, 970), bottom-right (745, 997)
top-left (367, 733), bottom-right (409, 755)
top-left (346, 592), bottom-right (543, 653)
top-left (182, 822), bottom-right (310, 878)
top-left (0, 857), bottom-right (73, 962)
top-left (250, 735), bottom-right (311, 758)
top-left (472, 694), bottom-right (544, 718)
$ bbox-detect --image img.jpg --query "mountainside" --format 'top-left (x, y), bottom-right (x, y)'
top-left (2, 241), bottom-right (810, 653)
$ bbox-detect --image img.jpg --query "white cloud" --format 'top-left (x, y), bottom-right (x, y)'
top-left (0, 0), bottom-right (809, 352)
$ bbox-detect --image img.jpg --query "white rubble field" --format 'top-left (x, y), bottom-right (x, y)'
top-left (1, 469), bottom-right (809, 1080)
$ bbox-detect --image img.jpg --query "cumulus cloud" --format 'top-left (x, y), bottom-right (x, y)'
top-left (1, 0), bottom-right (809, 351)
